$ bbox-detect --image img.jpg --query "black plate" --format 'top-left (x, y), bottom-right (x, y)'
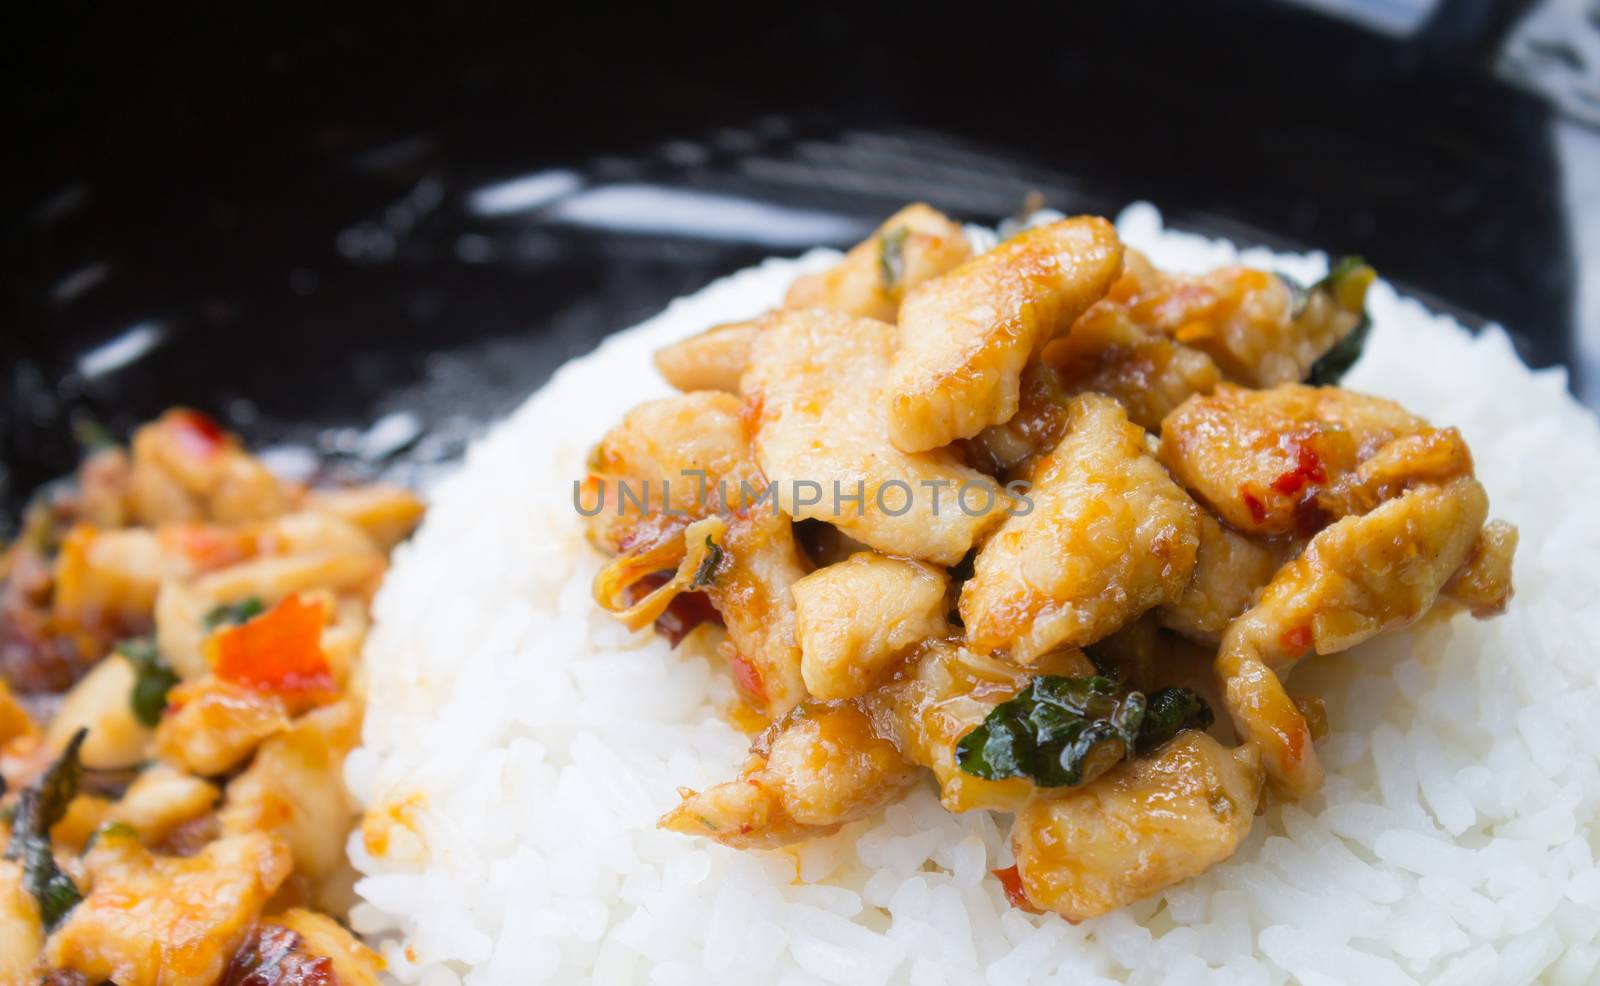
top-left (3, 2), bottom-right (1576, 530)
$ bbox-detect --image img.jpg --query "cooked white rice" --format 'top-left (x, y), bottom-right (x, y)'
top-left (345, 203), bottom-right (1600, 986)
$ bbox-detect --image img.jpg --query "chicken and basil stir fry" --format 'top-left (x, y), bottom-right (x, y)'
top-left (0, 409), bottom-right (423, 985)
top-left (583, 207), bottom-right (1515, 922)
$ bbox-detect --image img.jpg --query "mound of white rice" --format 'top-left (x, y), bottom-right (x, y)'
top-left (344, 204), bottom-right (1600, 986)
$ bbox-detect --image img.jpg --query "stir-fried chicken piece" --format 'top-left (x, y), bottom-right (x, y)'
top-left (51, 509), bottom-right (386, 676)
top-left (75, 446), bottom-right (134, 530)
top-left (1219, 478), bottom-right (1492, 797)
top-left (155, 677), bottom-right (292, 776)
top-left (743, 308), bottom-right (1008, 566)
top-left (659, 702), bottom-right (920, 849)
top-left (0, 680), bottom-right (37, 748)
top-left (220, 700), bottom-right (361, 912)
top-left (104, 765), bottom-right (220, 847)
top-left (1165, 387), bottom-right (1506, 796)
top-left (1156, 511), bottom-right (1295, 645)
top-left (963, 269), bottom-right (1224, 477)
top-left (1106, 247), bottom-right (1163, 296)
top-left (965, 324), bottom-right (1220, 479)
top-left (50, 526), bottom-right (192, 646)
top-left (191, 549), bottom-right (385, 612)
top-left (584, 392), bottom-right (756, 534)
top-left (1011, 731), bottom-right (1263, 922)
top-left (785, 203), bottom-right (972, 323)
top-left (152, 580), bottom-right (216, 681)
top-left (961, 395), bottom-right (1200, 662)
top-left (870, 637), bottom-right (1096, 813)
top-left (793, 552), bottom-right (950, 700)
top-left (1159, 383), bottom-right (1446, 536)
top-left (958, 247), bottom-right (1203, 475)
top-left (654, 320), bottom-right (762, 394)
top-left (1341, 428), bottom-right (1476, 511)
top-left (146, 512), bottom-right (380, 686)
top-left (655, 206), bottom-right (970, 395)
top-left (127, 409), bottom-right (294, 526)
top-left (1440, 519), bottom-right (1518, 617)
top-left (887, 217), bottom-right (1125, 452)
top-left (49, 793), bottom-right (114, 854)
top-left (1, 860), bottom-right (45, 984)
top-left (1044, 303), bottom-right (1223, 432)
top-left (1127, 261), bottom-right (1374, 387)
top-left (302, 484), bottom-right (425, 551)
top-left (43, 830), bottom-right (292, 986)
top-left (42, 655), bottom-right (151, 770)
top-left (960, 254), bottom-right (1375, 477)
top-left (585, 391), bottom-right (811, 714)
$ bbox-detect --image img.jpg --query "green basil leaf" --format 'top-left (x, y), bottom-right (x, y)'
top-left (118, 637), bottom-right (179, 727)
top-left (1315, 254), bottom-right (1370, 295)
top-left (1135, 687), bottom-right (1215, 754)
top-left (1304, 255), bottom-right (1375, 386)
top-left (878, 226), bottom-right (910, 291)
top-left (956, 677), bottom-right (1215, 788)
top-left (4, 727), bottom-right (87, 928)
top-left (203, 596), bottom-right (265, 631)
top-left (83, 820), bottom-right (138, 854)
top-left (70, 413), bottom-right (117, 452)
top-left (691, 535), bottom-right (724, 589)
top-left (130, 665), bottom-right (179, 728)
top-left (955, 675), bottom-right (1142, 788)
top-left (1306, 313), bottom-right (1371, 386)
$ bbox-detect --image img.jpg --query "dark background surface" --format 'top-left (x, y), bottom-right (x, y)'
top-left (1, 1), bottom-right (1575, 529)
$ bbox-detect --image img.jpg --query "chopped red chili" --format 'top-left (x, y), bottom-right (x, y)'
top-left (1271, 441), bottom-right (1326, 496)
top-left (163, 524), bottom-right (256, 572)
top-left (729, 649), bottom-right (768, 707)
top-left (992, 865), bottom-right (1042, 913)
top-left (1278, 623), bottom-right (1313, 658)
top-left (1241, 489), bottom-right (1268, 525)
top-left (210, 595), bottom-right (334, 699)
top-left (168, 409), bottom-right (227, 460)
